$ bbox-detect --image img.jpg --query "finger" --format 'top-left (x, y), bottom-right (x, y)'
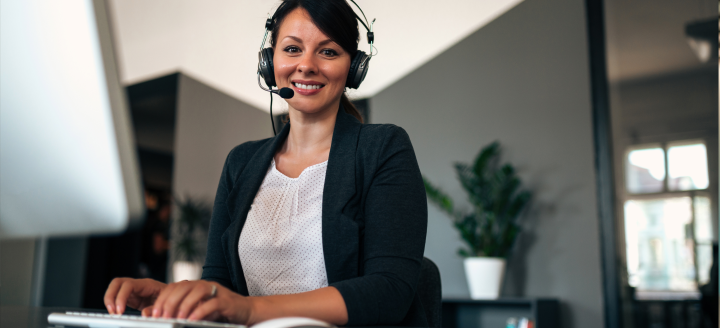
top-left (104, 278), bottom-right (126, 314)
top-left (177, 283), bottom-right (216, 319)
top-left (151, 282), bottom-right (178, 317)
top-left (141, 306), bottom-right (154, 317)
top-left (114, 279), bottom-right (137, 314)
top-left (188, 298), bottom-right (221, 322)
top-left (160, 282), bottom-right (196, 318)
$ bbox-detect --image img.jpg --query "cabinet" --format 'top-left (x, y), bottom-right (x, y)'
top-left (442, 298), bottom-right (560, 328)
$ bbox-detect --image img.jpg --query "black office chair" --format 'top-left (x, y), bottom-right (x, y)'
top-left (417, 257), bottom-right (442, 328)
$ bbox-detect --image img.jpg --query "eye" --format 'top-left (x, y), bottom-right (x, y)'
top-left (284, 46), bottom-right (301, 54)
top-left (320, 49), bottom-right (338, 57)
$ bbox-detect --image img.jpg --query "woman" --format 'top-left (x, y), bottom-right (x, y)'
top-left (104, 0), bottom-right (428, 326)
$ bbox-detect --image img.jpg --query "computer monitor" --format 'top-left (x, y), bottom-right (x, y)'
top-left (0, 0), bottom-right (144, 238)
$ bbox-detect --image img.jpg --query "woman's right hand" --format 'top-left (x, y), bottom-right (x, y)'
top-left (104, 278), bottom-right (167, 315)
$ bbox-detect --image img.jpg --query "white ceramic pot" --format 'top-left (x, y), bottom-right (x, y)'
top-left (172, 261), bottom-right (203, 282)
top-left (463, 257), bottom-right (506, 299)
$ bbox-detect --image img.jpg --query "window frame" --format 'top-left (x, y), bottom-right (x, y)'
top-left (624, 139), bottom-right (709, 196)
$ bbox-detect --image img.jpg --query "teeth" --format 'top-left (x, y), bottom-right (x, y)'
top-left (294, 83), bottom-right (322, 90)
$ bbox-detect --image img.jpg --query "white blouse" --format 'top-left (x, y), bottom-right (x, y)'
top-left (238, 159), bottom-right (329, 296)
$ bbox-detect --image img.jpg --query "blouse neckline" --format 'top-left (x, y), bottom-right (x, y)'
top-left (271, 158), bottom-right (328, 181)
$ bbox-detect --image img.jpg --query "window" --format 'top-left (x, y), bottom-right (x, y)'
top-left (626, 146), bottom-right (665, 194)
top-left (667, 142), bottom-right (709, 191)
top-left (623, 140), bottom-right (713, 299)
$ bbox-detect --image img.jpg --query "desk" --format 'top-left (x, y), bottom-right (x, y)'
top-left (0, 306), bottom-right (420, 328)
top-left (1, 306), bottom-right (81, 328)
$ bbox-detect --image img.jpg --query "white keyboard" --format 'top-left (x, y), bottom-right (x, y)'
top-left (48, 311), bottom-right (247, 328)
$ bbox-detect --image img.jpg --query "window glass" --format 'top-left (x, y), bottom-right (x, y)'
top-left (626, 147), bottom-right (665, 193)
top-left (694, 196), bottom-right (713, 285)
top-left (624, 197), bottom-right (697, 292)
top-left (694, 196), bottom-right (713, 242)
top-left (697, 244), bottom-right (712, 285)
top-left (667, 143), bottom-right (709, 190)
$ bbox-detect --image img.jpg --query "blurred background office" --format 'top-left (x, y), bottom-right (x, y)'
top-left (0, 0), bottom-right (717, 328)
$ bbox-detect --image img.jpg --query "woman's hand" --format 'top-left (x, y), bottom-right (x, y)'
top-left (150, 280), bottom-right (253, 324)
top-left (104, 278), bottom-right (167, 315)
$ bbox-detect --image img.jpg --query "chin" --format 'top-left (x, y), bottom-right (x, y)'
top-left (287, 98), bottom-right (336, 115)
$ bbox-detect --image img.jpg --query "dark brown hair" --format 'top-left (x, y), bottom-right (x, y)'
top-left (269, 0), bottom-right (364, 123)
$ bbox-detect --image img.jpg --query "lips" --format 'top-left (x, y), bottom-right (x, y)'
top-left (291, 80), bottom-right (325, 96)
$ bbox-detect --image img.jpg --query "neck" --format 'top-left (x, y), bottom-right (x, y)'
top-left (281, 101), bottom-right (340, 157)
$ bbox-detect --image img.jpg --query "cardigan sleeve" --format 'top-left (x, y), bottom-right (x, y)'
top-left (330, 126), bottom-right (428, 326)
top-left (201, 146), bottom-right (236, 290)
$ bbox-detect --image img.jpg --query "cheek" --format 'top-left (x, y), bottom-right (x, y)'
top-left (273, 58), bottom-right (296, 83)
top-left (321, 62), bottom-right (350, 87)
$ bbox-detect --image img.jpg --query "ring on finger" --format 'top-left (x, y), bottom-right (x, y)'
top-left (209, 285), bottom-right (217, 298)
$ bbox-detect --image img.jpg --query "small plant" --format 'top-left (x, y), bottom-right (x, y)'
top-left (174, 196), bottom-right (212, 262)
top-left (424, 142), bottom-right (531, 258)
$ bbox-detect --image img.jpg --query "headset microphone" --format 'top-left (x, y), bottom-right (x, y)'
top-left (276, 87), bottom-right (294, 99)
top-left (258, 75), bottom-right (294, 136)
top-left (257, 73), bottom-right (294, 99)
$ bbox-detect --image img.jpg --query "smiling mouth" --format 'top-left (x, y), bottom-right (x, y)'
top-left (293, 82), bottom-right (325, 90)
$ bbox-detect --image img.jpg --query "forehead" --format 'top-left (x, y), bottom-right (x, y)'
top-left (276, 8), bottom-right (332, 43)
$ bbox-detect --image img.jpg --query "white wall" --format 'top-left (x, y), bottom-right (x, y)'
top-left (371, 0), bottom-right (605, 327)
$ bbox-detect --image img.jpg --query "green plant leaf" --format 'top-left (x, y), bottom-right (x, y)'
top-left (423, 177), bottom-right (456, 218)
top-left (473, 141), bottom-right (499, 179)
top-left (174, 196), bottom-right (213, 262)
top-left (457, 248), bottom-right (472, 257)
top-left (423, 141), bottom-right (532, 260)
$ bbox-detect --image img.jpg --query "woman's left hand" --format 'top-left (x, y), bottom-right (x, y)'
top-left (147, 280), bottom-right (253, 324)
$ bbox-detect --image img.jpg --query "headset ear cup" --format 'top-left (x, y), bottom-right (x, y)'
top-left (346, 51), bottom-right (370, 89)
top-left (258, 48), bottom-right (276, 87)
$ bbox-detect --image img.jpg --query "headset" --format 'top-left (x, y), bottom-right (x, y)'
top-left (257, 0), bottom-right (376, 134)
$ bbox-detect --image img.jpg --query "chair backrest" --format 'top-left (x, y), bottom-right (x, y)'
top-left (417, 257), bottom-right (442, 328)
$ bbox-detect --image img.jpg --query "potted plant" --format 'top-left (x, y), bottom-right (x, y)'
top-left (172, 196), bottom-right (212, 282)
top-left (423, 142), bottom-right (531, 299)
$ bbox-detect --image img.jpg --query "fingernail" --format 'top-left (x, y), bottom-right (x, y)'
top-left (116, 305), bottom-right (121, 314)
top-left (152, 309), bottom-right (159, 317)
top-left (106, 305), bottom-right (113, 314)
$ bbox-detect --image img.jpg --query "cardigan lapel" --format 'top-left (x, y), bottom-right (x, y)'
top-left (223, 122), bottom-right (289, 294)
top-left (322, 107), bottom-right (362, 283)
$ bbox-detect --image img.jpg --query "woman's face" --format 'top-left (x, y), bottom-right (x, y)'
top-left (273, 8), bottom-right (351, 115)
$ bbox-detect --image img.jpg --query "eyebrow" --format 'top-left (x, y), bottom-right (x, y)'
top-left (283, 36), bottom-right (336, 47)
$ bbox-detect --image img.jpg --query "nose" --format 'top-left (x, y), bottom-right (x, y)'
top-left (296, 53), bottom-right (318, 75)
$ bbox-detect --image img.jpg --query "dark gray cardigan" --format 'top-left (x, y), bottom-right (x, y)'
top-left (201, 107), bottom-right (428, 327)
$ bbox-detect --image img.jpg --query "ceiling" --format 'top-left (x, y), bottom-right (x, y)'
top-left (604, 0), bottom-right (716, 82)
top-left (108, 0), bottom-right (524, 112)
top-left (109, 0), bottom-right (715, 111)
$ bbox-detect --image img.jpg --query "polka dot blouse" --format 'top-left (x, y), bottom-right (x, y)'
top-left (238, 159), bottom-right (329, 296)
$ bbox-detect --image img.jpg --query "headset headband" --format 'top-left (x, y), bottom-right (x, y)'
top-left (259, 0), bottom-right (376, 56)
